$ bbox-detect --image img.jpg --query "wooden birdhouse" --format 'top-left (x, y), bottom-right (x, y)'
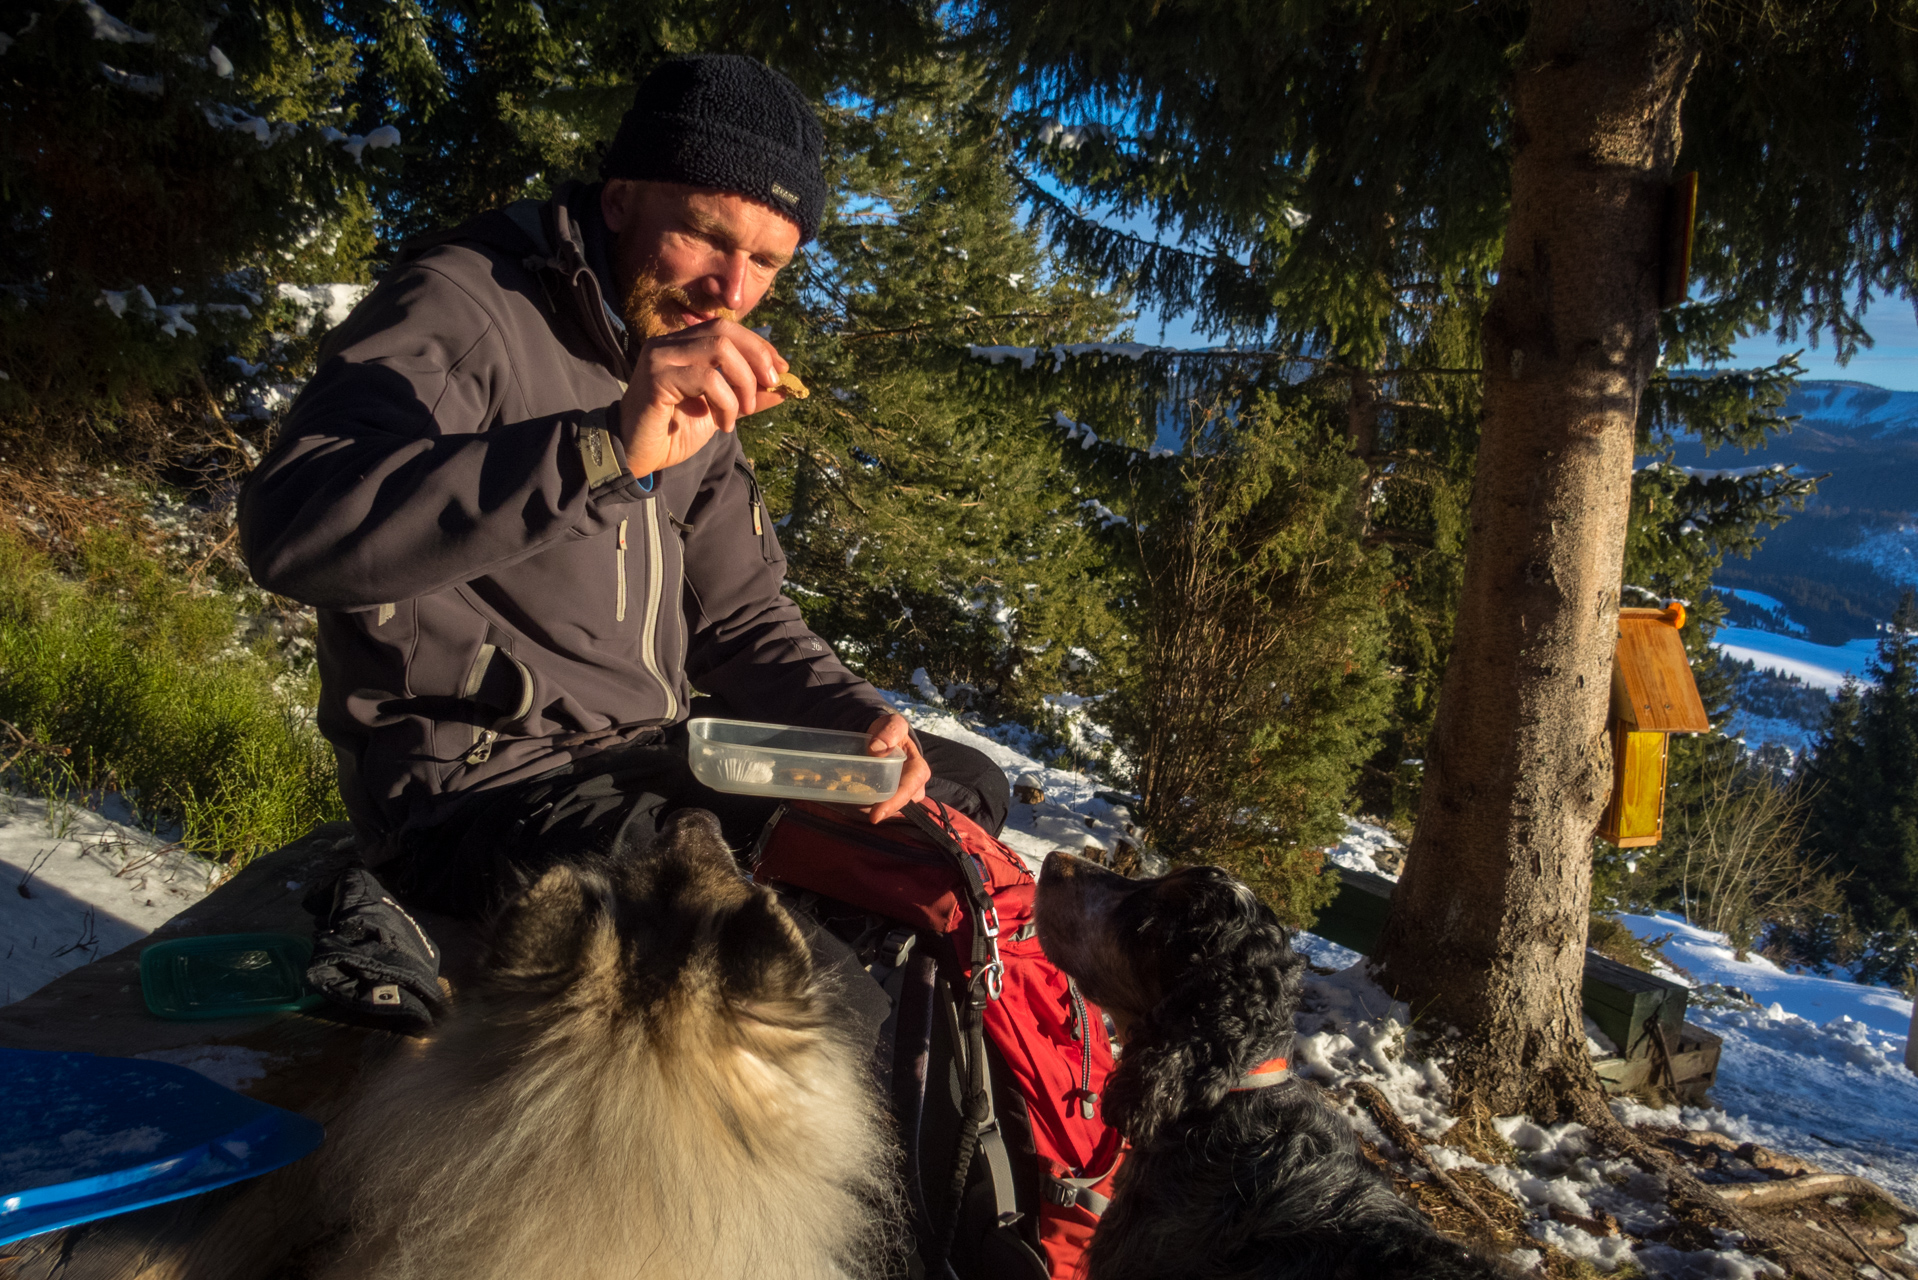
top-left (1598, 602), bottom-right (1711, 848)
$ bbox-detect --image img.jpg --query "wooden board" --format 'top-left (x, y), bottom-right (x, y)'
top-left (1594, 1021), bottom-right (1722, 1104)
top-left (0, 824), bottom-right (486, 1279)
top-left (1611, 614), bottom-right (1710, 733)
top-left (1309, 865), bottom-right (1397, 955)
top-left (1314, 869), bottom-right (1704, 1091)
top-left (1582, 950), bottom-right (1688, 1058)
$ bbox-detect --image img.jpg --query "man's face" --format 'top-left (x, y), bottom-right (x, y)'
top-left (601, 180), bottom-right (800, 340)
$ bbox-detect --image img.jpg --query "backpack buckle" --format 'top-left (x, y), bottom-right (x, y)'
top-left (879, 928), bottom-right (916, 970)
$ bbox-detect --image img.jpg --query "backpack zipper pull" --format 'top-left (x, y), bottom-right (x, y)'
top-left (1067, 979), bottom-right (1097, 1117)
top-left (466, 728), bottom-right (499, 765)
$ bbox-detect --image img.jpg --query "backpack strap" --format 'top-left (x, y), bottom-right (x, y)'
top-left (1043, 1172), bottom-right (1113, 1217)
top-left (904, 801), bottom-right (1023, 1256)
top-left (905, 802), bottom-right (1005, 1006)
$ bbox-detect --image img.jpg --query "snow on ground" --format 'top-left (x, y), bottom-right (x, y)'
top-left (0, 790), bottom-right (217, 1007)
top-left (1616, 911), bottom-right (1918, 1207)
top-left (1325, 816), bottom-right (1404, 879)
top-left (1711, 625), bottom-right (1881, 691)
top-left (1722, 710), bottom-right (1814, 755)
top-left (1297, 965), bottom-right (1795, 1278)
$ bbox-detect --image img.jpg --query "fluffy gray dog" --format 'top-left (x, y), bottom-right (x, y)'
top-left (168, 809), bottom-right (899, 1280)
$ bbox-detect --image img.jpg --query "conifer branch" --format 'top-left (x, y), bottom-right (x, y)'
top-left (839, 310), bottom-right (1069, 340)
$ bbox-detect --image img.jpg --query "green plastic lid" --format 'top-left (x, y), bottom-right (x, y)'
top-left (139, 933), bottom-right (321, 1020)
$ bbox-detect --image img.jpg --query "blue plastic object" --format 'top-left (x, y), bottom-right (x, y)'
top-left (0, 1048), bottom-right (325, 1245)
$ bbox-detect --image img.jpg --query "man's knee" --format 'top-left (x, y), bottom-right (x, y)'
top-left (916, 733), bottom-right (1010, 837)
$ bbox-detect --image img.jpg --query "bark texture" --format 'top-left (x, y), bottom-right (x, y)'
top-left (1373, 0), bottom-right (1697, 1115)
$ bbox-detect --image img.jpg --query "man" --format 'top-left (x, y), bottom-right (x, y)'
top-left (240, 55), bottom-right (1008, 921)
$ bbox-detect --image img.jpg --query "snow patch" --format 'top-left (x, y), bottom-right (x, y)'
top-left (1710, 626), bottom-right (1880, 692)
top-left (83, 1), bottom-right (154, 43)
top-left (1, 790), bottom-right (216, 1007)
top-left (277, 282), bottom-right (369, 330)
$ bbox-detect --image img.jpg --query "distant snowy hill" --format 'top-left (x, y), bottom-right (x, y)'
top-left (1665, 379), bottom-right (1915, 648)
top-left (1784, 380), bottom-right (1918, 436)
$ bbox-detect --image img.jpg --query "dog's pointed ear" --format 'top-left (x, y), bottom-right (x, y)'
top-left (716, 888), bottom-right (813, 1008)
top-left (489, 863), bottom-right (596, 983)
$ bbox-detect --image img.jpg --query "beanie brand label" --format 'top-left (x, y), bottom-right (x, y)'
top-left (770, 182), bottom-right (799, 207)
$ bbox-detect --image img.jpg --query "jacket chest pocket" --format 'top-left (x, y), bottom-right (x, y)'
top-left (737, 461), bottom-right (786, 567)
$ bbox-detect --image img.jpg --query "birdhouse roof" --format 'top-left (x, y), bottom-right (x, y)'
top-left (1611, 604), bottom-right (1711, 733)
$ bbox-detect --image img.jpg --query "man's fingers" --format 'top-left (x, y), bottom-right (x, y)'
top-left (696, 367), bottom-right (742, 434)
top-left (868, 716), bottom-right (909, 754)
top-left (861, 719), bottom-right (929, 824)
top-left (710, 341), bottom-right (763, 418)
top-left (866, 752), bottom-right (932, 824)
top-left (709, 313), bottom-right (789, 383)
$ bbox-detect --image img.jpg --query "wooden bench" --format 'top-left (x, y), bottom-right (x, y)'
top-left (1311, 864), bottom-right (1722, 1103)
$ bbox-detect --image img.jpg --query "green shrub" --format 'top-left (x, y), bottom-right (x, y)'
top-left (0, 526), bottom-right (342, 865)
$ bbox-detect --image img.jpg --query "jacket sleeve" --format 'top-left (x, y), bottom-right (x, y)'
top-left (237, 256), bottom-right (635, 610)
top-left (680, 440), bottom-right (893, 733)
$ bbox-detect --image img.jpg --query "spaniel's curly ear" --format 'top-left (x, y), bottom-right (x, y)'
top-left (1101, 895), bottom-right (1304, 1145)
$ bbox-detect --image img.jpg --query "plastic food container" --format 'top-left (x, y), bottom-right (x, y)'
top-left (139, 933), bottom-right (321, 1020)
top-left (688, 717), bottom-right (905, 803)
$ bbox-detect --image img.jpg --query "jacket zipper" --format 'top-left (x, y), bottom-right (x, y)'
top-left (637, 500), bottom-right (676, 721)
top-left (615, 518), bottom-right (628, 623)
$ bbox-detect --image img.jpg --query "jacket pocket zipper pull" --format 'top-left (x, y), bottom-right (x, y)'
top-left (466, 729), bottom-right (499, 765)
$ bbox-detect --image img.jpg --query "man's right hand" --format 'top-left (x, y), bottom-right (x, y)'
top-left (617, 319), bottom-right (792, 477)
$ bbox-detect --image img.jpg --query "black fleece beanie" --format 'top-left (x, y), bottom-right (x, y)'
top-left (600, 55), bottom-right (826, 244)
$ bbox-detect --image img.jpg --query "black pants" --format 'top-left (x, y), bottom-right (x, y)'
top-left (382, 717), bottom-right (1009, 922)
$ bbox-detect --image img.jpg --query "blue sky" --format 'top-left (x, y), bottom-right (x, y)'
top-left (1100, 206), bottom-right (1918, 391)
top-left (1729, 297), bottom-right (1918, 391)
top-left (1129, 289), bottom-right (1918, 392)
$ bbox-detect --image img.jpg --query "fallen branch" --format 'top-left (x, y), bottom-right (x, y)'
top-left (1574, 1090), bottom-right (1847, 1280)
top-left (1716, 1172), bottom-right (1917, 1218)
top-left (1829, 1214), bottom-right (1917, 1279)
top-left (0, 718), bottom-right (70, 776)
top-left (1351, 1081), bottom-right (1496, 1229)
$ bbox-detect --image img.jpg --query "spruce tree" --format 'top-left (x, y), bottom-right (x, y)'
top-left (1100, 376), bottom-right (1391, 923)
top-left (1802, 592), bottom-right (1918, 982)
top-left (736, 60), bottom-right (1134, 724)
top-left (1, 0), bottom-right (389, 456)
top-left (960, 0), bottom-right (1917, 1120)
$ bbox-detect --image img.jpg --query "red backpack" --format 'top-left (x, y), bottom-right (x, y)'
top-left (753, 799), bottom-right (1124, 1279)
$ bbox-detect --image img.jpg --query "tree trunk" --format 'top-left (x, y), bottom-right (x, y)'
top-left (1373, 0), bottom-right (1696, 1116)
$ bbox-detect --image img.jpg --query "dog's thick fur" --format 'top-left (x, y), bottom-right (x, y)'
top-left (1034, 851), bottom-right (1515, 1280)
top-left (160, 809), bottom-right (899, 1280)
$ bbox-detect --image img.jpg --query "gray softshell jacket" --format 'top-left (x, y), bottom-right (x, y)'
top-left (239, 183), bottom-right (890, 835)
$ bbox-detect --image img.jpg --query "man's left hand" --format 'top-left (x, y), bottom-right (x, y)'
top-left (860, 713), bottom-right (929, 824)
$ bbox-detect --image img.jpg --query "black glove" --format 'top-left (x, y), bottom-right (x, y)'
top-left (304, 865), bottom-right (446, 1033)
